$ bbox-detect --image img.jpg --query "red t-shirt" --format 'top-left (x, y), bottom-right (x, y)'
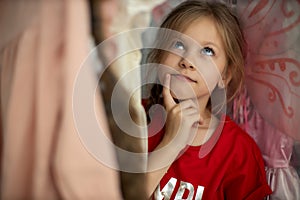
top-left (148, 113), bottom-right (272, 200)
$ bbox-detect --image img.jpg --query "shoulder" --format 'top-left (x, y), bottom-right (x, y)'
top-left (212, 116), bottom-right (265, 167)
top-left (222, 116), bottom-right (259, 150)
top-left (218, 116), bottom-right (272, 198)
top-left (217, 116), bottom-right (267, 175)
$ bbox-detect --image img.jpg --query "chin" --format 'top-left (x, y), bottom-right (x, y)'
top-left (171, 91), bottom-right (197, 101)
top-left (170, 81), bottom-right (197, 100)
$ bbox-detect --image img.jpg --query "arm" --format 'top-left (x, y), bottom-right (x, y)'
top-left (146, 74), bottom-right (201, 197)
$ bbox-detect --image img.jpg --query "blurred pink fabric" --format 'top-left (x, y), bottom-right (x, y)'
top-left (0, 1), bottom-right (121, 199)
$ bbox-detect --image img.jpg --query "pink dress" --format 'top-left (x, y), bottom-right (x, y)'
top-left (246, 109), bottom-right (300, 199)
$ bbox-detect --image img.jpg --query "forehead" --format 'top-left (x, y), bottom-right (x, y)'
top-left (181, 17), bottom-right (224, 49)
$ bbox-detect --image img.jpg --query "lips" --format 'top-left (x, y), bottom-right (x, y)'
top-left (172, 74), bottom-right (197, 83)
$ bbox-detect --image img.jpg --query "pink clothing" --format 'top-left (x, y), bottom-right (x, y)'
top-left (246, 111), bottom-right (300, 199)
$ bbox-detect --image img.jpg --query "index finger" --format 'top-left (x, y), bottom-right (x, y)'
top-left (162, 74), bottom-right (176, 110)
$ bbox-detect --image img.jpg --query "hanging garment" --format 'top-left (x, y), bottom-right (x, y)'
top-left (0, 1), bottom-right (122, 199)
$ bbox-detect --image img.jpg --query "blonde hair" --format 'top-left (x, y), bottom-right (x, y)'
top-left (146, 0), bottom-right (246, 113)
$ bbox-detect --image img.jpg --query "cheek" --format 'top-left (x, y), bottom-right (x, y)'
top-left (201, 59), bottom-right (227, 89)
top-left (157, 66), bottom-right (167, 84)
top-left (196, 65), bottom-right (221, 91)
top-left (157, 56), bottom-right (178, 83)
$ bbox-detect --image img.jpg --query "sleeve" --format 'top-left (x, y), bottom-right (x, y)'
top-left (223, 134), bottom-right (273, 200)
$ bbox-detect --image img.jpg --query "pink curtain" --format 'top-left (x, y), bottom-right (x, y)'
top-left (236, 1), bottom-right (300, 199)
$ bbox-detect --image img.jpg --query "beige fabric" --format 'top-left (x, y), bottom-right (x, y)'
top-left (106, 0), bottom-right (166, 151)
top-left (0, 1), bottom-right (121, 199)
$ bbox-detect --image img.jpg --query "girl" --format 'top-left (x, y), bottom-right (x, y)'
top-left (144, 1), bottom-right (272, 199)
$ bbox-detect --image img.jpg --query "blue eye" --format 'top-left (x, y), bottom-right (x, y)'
top-left (173, 41), bottom-right (185, 50)
top-left (201, 47), bottom-right (215, 56)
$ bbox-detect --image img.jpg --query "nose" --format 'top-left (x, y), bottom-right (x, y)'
top-left (179, 58), bottom-right (195, 70)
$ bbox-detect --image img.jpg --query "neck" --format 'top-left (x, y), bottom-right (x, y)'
top-left (186, 96), bottom-right (210, 121)
top-left (189, 96), bottom-right (217, 146)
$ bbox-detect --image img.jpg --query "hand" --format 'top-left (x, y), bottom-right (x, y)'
top-left (160, 74), bottom-right (201, 151)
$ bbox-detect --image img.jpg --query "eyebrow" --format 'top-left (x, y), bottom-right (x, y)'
top-left (180, 36), bottom-right (221, 51)
top-left (176, 36), bottom-right (222, 52)
top-left (200, 41), bottom-right (220, 51)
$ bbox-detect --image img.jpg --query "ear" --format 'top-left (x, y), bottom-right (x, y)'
top-left (218, 67), bottom-right (232, 89)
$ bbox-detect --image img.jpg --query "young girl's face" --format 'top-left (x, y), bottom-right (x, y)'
top-left (158, 16), bottom-right (228, 102)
